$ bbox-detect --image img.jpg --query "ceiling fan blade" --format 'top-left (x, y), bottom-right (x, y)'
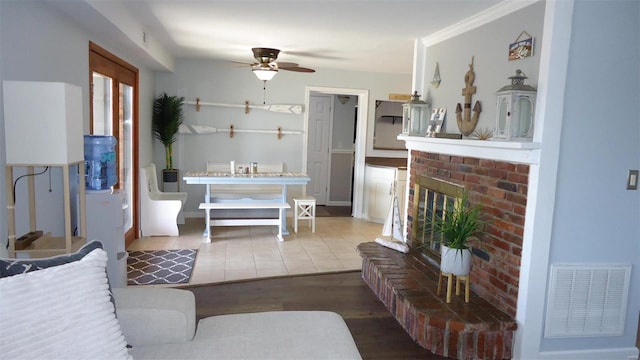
top-left (228, 60), bottom-right (256, 67)
top-left (279, 65), bottom-right (315, 73)
top-left (275, 62), bottom-right (299, 68)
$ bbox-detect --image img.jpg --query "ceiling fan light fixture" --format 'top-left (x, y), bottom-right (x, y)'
top-left (253, 67), bottom-right (278, 81)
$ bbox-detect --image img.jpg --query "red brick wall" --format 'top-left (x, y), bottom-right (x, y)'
top-left (407, 150), bottom-right (529, 317)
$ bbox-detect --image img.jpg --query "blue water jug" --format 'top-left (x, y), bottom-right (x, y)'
top-left (84, 135), bottom-right (117, 190)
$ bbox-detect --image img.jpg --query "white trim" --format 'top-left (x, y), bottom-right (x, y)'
top-left (305, 86), bottom-right (369, 219)
top-left (411, 38), bottom-right (427, 95)
top-left (326, 200), bottom-right (352, 207)
top-left (400, 135), bottom-right (540, 165)
top-left (422, 0), bottom-right (541, 47)
top-left (538, 347), bottom-right (639, 360)
top-left (514, 0), bottom-right (575, 358)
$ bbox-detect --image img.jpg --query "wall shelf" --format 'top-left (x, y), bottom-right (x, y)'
top-left (185, 98), bottom-right (303, 115)
top-left (179, 124), bottom-right (303, 139)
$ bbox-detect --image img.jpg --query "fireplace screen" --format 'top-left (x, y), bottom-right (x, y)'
top-left (412, 175), bottom-right (464, 260)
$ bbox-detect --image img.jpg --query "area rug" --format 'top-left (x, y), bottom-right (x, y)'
top-left (127, 249), bottom-right (197, 285)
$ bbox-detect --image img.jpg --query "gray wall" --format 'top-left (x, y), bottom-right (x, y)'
top-left (0, 1), bottom-right (156, 255)
top-left (422, 0), bottom-right (639, 355)
top-left (154, 59), bottom-right (410, 214)
top-left (541, 0), bottom-right (640, 352)
top-left (424, 2), bottom-right (545, 135)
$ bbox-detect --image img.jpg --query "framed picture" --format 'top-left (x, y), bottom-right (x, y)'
top-left (509, 31), bottom-right (534, 61)
top-left (428, 108), bottom-right (447, 136)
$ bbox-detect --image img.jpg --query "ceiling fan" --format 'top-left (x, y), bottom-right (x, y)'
top-left (250, 47), bottom-right (315, 81)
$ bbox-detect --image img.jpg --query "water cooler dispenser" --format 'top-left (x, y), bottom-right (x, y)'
top-left (84, 135), bottom-right (117, 191)
top-left (86, 190), bottom-right (127, 288)
top-left (84, 135), bottom-right (127, 288)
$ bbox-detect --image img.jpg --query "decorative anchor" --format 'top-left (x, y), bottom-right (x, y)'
top-left (456, 56), bottom-right (482, 136)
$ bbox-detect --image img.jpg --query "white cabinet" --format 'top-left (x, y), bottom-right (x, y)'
top-left (364, 165), bottom-right (407, 224)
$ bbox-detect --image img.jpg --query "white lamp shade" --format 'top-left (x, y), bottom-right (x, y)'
top-left (253, 68), bottom-right (278, 81)
top-left (3, 81), bottom-right (84, 165)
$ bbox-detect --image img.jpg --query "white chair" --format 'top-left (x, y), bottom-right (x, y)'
top-left (140, 163), bottom-right (188, 236)
top-left (293, 196), bottom-right (316, 233)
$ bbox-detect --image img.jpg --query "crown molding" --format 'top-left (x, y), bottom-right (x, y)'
top-left (422, 0), bottom-right (541, 47)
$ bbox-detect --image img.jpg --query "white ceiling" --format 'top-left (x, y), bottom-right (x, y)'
top-left (61, 0), bottom-right (506, 74)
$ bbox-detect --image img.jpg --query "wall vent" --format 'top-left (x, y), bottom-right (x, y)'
top-left (544, 264), bottom-right (631, 338)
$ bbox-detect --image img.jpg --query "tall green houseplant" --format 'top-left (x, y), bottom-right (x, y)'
top-left (153, 93), bottom-right (184, 171)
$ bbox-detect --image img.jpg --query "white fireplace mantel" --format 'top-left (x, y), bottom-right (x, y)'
top-left (399, 135), bottom-right (541, 165)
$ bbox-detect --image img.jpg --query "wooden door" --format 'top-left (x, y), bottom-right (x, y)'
top-left (307, 95), bottom-right (332, 204)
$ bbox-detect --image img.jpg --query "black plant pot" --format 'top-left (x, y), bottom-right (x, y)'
top-left (162, 168), bottom-right (178, 183)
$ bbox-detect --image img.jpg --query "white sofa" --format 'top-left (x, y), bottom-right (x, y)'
top-left (116, 287), bottom-right (362, 359)
top-left (0, 242), bottom-right (362, 360)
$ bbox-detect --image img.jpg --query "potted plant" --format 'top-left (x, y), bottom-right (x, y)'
top-left (428, 190), bottom-right (486, 276)
top-left (152, 93), bottom-right (184, 183)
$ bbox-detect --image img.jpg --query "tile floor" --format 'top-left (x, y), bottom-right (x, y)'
top-left (127, 216), bottom-right (382, 286)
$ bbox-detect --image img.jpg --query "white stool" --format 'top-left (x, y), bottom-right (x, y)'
top-left (293, 196), bottom-right (316, 233)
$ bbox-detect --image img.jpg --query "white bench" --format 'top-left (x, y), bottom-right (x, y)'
top-left (140, 163), bottom-right (188, 236)
top-left (206, 162), bottom-right (283, 203)
top-left (199, 202), bottom-right (291, 241)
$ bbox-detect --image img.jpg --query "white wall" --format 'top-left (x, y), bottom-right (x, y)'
top-left (0, 1), bottom-right (156, 254)
top-left (154, 58), bottom-right (410, 215)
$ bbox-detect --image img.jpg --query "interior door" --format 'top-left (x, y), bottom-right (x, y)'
top-left (307, 95), bottom-right (332, 205)
top-left (89, 42), bottom-right (139, 244)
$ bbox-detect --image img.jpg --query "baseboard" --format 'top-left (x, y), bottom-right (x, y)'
top-left (185, 211), bottom-right (205, 218)
top-left (538, 346), bottom-right (639, 360)
top-left (326, 201), bottom-right (352, 206)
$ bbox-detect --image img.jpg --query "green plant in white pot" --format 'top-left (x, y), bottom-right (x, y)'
top-left (152, 93), bottom-right (184, 183)
top-left (429, 191), bottom-right (486, 276)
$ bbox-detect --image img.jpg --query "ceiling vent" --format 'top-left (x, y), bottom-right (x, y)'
top-left (544, 264), bottom-right (631, 338)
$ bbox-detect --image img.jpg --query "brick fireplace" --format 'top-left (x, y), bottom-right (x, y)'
top-left (407, 150), bottom-right (529, 317)
top-left (357, 136), bottom-right (537, 359)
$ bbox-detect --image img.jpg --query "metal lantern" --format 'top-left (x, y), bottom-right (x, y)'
top-left (495, 70), bottom-right (537, 140)
top-left (402, 91), bottom-right (431, 136)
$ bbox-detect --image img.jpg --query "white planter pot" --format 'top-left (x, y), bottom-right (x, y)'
top-left (440, 245), bottom-right (472, 276)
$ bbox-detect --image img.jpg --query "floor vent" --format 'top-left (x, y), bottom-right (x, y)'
top-left (545, 264), bottom-right (631, 338)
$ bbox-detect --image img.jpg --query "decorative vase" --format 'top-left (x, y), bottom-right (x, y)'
top-left (440, 244), bottom-right (472, 276)
top-left (162, 168), bottom-right (178, 183)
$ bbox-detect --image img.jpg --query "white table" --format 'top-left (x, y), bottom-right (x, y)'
top-left (183, 171), bottom-right (310, 238)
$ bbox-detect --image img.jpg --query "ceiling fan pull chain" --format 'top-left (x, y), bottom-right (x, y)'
top-left (263, 80), bottom-right (267, 104)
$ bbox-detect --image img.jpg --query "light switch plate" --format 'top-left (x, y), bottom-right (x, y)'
top-left (627, 170), bottom-right (639, 190)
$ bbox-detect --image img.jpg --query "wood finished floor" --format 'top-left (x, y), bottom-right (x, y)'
top-left (180, 271), bottom-right (447, 360)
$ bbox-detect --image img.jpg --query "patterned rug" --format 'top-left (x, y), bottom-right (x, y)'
top-left (127, 249), bottom-right (198, 285)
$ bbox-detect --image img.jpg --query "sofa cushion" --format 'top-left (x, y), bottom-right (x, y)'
top-left (0, 247), bottom-right (131, 360)
top-left (129, 311), bottom-right (362, 359)
top-left (0, 240), bottom-right (104, 277)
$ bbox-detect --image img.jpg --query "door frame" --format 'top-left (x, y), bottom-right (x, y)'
top-left (88, 42), bottom-right (139, 244)
top-left (304, 86), bottom-right (369, 218)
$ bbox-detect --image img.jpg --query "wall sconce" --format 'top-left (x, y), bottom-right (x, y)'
top-left (402, 91), bottom-right (431, 136)
top-left (495, 70), bottom-right (537, 141)
top-left (337, 95), bottom-right (351, 104)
